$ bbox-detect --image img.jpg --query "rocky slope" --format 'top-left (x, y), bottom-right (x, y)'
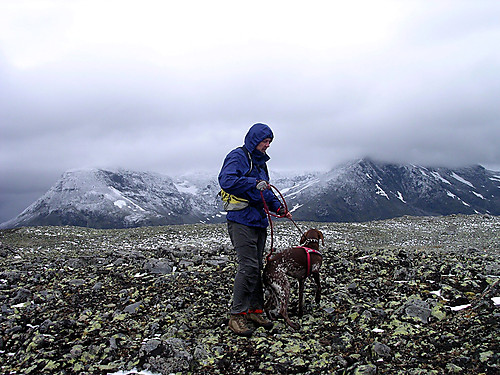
top-left (0, 214), bottom-right (499, 374)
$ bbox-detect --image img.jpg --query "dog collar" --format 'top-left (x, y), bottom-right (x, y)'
top-left (303, 238), bottom-right (319, 245)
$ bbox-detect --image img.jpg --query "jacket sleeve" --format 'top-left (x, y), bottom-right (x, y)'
top-left (218, 149), bottom-right (257, 197)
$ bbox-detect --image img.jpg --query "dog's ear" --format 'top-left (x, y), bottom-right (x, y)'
top-left (300, 233), bottom-right (307, 245)
top-left (317, 230), bottom-right (324, 246)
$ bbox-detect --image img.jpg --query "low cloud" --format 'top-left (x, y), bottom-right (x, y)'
top-left (1, 1), bottom-right (499, 222)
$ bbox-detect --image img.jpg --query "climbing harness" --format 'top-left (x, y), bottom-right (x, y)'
top-left (297, 246), bottom-right (323, 278)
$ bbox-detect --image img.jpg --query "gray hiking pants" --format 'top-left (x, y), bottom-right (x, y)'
top-left (227, 221), bottom-right (267, 315)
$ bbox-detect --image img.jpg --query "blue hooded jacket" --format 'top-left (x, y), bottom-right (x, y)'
top-left (218, 123), bottom-right (281, 228)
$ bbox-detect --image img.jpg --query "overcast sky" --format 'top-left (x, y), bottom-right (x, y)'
top-left (1, 0), bottom-right (500, 222)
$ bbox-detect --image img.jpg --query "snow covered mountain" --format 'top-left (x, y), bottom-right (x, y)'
top-left (0, 169), bottom-right (224, 229)
top-left (283, 158), bottom-right (500, 222)
top-left (1, 159), bottom-right (499, 229)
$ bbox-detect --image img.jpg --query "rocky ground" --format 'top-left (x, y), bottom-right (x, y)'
top-left (0, 214), bottom-right (499, 374)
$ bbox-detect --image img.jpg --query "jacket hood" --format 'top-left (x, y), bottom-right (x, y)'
top-left (244, 123), bottom-right (273, 164)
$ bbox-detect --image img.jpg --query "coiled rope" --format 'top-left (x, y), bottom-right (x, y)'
top-left (260, 184), bottom-right (304, 261)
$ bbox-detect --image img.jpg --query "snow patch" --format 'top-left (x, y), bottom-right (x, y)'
top-left (396, 191), bottom-right (406, 203)
top-left (449, 304), bottom-right (471, 311)
top-left (12, 302), bottom-right (28, 308)
top-left (174, 181), bottom-right (198, 194)
top-left (430, 290), bottom-right (441, 297)
top-left (375, 184), bottom-right (389, 199)
top-left (109, 187), bottom-right (145, 212)
top-left (282, 178), bottom-right (320, 198)
top-left (431, 172), bottom-right (451, 185)
top-left (446, 191), bottom-right (457, 199)
top-left (114, 200), bottom-right (127, 209)
top-left (472, 191), bottom-right (485, 200)
top-left (290, 203), bottom-right (303, 213)
top-left (451, 172), bottom-right (474, 188)
top-left (419, 168), bottom-right (429, 177)
top-left (108, 370), bottom-right (160, 375)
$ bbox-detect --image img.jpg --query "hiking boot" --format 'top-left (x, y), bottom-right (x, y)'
top-left (228, 314), bottom-right (253, 337)
top-left (248, 313), bottom-right (274, 330)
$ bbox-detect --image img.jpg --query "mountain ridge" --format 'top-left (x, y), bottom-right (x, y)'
top-left (1, 158), bottom-right (499, 229)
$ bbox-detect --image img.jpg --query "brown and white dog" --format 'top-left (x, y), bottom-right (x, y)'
top-left (263, 228), bottom-right (324, 330)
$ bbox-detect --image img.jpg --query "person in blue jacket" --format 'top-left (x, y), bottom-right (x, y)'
top-left (218, 123), bottom-right (291, 336)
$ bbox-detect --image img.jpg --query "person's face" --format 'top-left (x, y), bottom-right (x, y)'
top-left (256, 138), bottom-right (272, 154)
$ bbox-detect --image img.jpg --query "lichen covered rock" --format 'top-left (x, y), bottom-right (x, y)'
top-left (0, 215), bottom-right (498, 374)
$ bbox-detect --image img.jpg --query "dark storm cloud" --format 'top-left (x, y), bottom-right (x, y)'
top-left (1, 1), bottom-right (500, 222)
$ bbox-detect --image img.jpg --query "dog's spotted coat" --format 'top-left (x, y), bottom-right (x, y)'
top-left (263, 229), bottom-right (324, 330)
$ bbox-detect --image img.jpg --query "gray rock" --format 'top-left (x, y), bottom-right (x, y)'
top-left (405, 304), bottom-right (431, 323)
top-left (124, 301), bottom-right (142, 314)
top-left (143, 259), bottom-right (173, 274)
top-left (347, 282), bottom-right (358, 293)
top-left (205, 258), bottom-right (229, 267)
top-left (372, 341), bottom-right (392, 359)
top-left (354, 364), bottom-right (377, 375)
top-left (335, 355), bottom-right (348, 367)
top-left (140, 338), bottom-right (163, 356)
top-left (323, 306), bottom-right (336, 314)
top-left (395, 296), bottom-right (433, 323)
top-left (141, 338), bottom-right (193, 374)
top-left (12, 288), bottom-right (31, 304)
top-left (68, 279), bottom-right (86, 286)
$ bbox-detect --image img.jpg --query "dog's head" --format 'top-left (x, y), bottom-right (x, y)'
top-left (299, 228), bottom-right (324, 248)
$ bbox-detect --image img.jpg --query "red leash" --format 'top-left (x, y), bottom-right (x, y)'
top-left (260, 184), bottom-right (304, 261)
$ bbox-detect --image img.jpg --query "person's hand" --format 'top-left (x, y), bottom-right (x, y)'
top-left (277, 206), bottom-right (292, 219)
top-left (256, 180), bottom-right (270, 191)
